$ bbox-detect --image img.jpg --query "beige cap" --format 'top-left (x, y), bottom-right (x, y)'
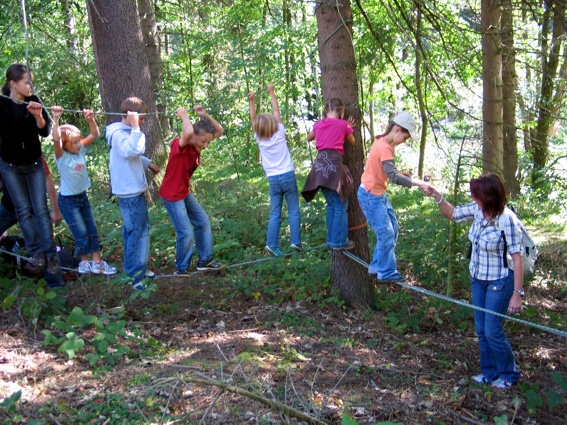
top-left (393, 111), bottom-right (418, 140)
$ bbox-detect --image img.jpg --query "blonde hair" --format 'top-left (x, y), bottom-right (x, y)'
top-left (60, 124), bottom-right (82, 151)
top-left (254, 113), bottom-right (278, 140)
top-left (120, 97), bottom-right (148, 114)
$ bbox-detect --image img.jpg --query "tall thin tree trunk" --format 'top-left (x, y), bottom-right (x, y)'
top-left (481, 0), bottom-right (503, 175)
top-left (415, 4), bottom-right (428, 180)
top-left (501, 0), bottom-right (520, 196)
top-left (533, 0), bottom-right (566, 182)
top-left (316, 0), bottom-right (374, 307)
top-left (138, 0), bottom-right (170, 138)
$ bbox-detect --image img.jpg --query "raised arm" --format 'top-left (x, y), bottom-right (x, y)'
top-left (266, 84), bottom-right (282, 124)
top-left (81, 109), bottom-right (100, 148)
top-left (248, 92), bottom-right (257, 125)
top-left (51, 106), bottom-right (64, 159)
top-left (176, 107), bottom-right (195, 148)
top-left (194, 105), bottom-right (224, 140)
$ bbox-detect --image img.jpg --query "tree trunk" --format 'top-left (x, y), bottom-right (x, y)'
top-left (481, 0), bottom-right (503, 176)
top-left (501, 0), bottom-right (520, 196)
top-left (138, 0), bottom-right (170, 137)
top-left (415, 4), bottom-right (428, 180)
top-left (87, 0), bottom-right (163, 198)
top-left (533, 0), bottom-right (566, 181)
top-left (315, 0), bottom-right (374, 307)
top-left (62, 0), bottom-right (77, 53)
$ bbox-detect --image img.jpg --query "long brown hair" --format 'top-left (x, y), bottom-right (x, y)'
top-left (469, 173), bottom-right (507, 219)
top-left (323, 98), bottom-right (345, 118)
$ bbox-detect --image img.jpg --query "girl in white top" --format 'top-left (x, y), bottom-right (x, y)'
top-left (51, 106), bottom-right (116, 275)
top-left (248, 84), bottom-right (301, 257)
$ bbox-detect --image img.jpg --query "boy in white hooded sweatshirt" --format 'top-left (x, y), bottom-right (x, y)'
top-left (106, 97), bottom-right (159, 290)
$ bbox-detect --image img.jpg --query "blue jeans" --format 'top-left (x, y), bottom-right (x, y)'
top-left (267, 170), bottom-right (301, 248)
top-left (321, 187), bottom-right (348, 248)
top-left (118, 194), bottom-right (149, 281)
top-left (0, 158), bottom-right (55, 255)
top-left (357, 186), bottom-right (400, 279)
top-left (161, 193), bottom-right (213, 272)
top-left (471, 270), bottom-right (520, 384)
top-left (58, 191), bottom-right (100, 257)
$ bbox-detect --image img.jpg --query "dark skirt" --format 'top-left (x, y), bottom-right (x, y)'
top-left (301, 149), bottom-right (353, 203)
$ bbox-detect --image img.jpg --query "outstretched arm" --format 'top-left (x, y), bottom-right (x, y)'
top-left (81, 109), bottom-right (100, 148)
top-left (176, 107), bottom-right (195, 148)
top-left (266, 84), bottom-right (282, 124)
top-left (429, 187), bottom-right (455, 220)
top-left (194, 105), bottom-right (224, 140)
top-left (248, 92), bottom-right (257, 125)
top-left (51, 106), bottom-right (64, 159)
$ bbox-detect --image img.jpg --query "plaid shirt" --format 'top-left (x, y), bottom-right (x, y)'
top-left (453, 202), bottom-right (522, 281)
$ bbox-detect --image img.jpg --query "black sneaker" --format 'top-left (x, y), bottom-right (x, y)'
top-left (196, 260), bottom-right (225, 271)
top-left (46, 254), bottom-right (60, 274)
top-left (290, 243), bottom-right (303, 252)
top-left (378, 273), bottom-right (405, 283)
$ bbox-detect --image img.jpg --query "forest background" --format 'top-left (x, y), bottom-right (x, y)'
top-left (0, 0), bottom-right (566, 424)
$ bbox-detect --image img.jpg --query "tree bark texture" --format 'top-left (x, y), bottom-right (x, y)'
top-left (86, 0), bottom-right (164, 183)
top-left (315, 0), bottom-right (374, 307)
top-left (501, 0), bottom-right (520, 196)
top-left (534, 0), bottom-right (566, 176)
top-left (481, 0), bottom-right (503, 176)
top-left (138, 0), bottom-right (170, 136)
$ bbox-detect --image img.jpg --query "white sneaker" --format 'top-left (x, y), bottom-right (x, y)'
top-left (145, 270), bottom-right (155, 279)
top-left (78, 260), bottom-right (92, 274)
top-left (90, 261), bottom-right (117, 276)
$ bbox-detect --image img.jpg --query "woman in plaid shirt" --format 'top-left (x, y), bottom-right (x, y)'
top-left (429, 174), bottom-right (523, 389)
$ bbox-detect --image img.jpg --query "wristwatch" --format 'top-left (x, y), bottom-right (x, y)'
top-left (514, 288), bottom-right (525, 297)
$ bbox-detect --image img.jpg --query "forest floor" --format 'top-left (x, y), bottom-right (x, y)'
top-left (0, 261), bottom-right (566, 425)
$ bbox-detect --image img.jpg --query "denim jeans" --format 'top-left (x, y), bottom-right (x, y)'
top-left (321, 187), bottom-right (348, 248)
top-left (357, 186), bottom-right (400, 279)
top-left (0, 158), bottom-right (55, 255)
top-left (58, 191), bottom-right (100, 257)
top-left (161, 192), bottom-right (213, 272)
top-left (118, 194), bottom-right (149, 281)
top-left (471, 270), bottom-right (520, 384)
top-left (267, 170), bottom-right (301, 248)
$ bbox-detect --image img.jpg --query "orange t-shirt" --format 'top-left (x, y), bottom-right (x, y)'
top-left (361, 137), bottom-right (394, 195)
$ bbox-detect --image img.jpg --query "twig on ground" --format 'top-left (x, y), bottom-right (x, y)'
top-left (199, 389), bottom-right (224, 425)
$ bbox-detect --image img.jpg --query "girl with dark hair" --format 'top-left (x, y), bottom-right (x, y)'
top-left (429, 173), bottom-right (523, 389)
top-left (301, 98), bottom-right (356, 250)
top-left (0, 64), bottom-right (61, 276)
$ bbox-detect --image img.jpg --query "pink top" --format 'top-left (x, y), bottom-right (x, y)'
top-left (313, 118), bottom-right (353, 155)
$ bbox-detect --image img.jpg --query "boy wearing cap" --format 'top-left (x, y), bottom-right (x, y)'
top-left (357, 111), bottom-right (432, 282)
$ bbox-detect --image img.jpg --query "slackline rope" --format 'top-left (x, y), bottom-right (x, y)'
top-left (3, 241), bottom-right (566, 339)
top-left (0, 244), bottom-right (328, 279)
top-left (341, 250), bottom-right (567, 339)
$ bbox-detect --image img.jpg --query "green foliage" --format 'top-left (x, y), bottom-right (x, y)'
top-left (42, 306), bottom-right (142, 369)
top-left (0, 274), bottom-right (66, 328)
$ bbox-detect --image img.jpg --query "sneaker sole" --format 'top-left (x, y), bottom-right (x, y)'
top-left (196, 266), bottom-right (225, 271)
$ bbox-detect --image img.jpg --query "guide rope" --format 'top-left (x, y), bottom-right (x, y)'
top-left (340, 250), bottom-right (567, 339)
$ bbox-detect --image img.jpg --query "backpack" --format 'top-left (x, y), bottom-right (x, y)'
top-left (497, 207), bottom-right (539, 275)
